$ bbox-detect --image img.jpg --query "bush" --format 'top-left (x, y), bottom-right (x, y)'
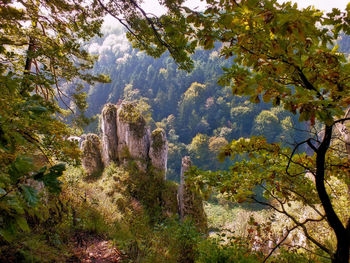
top-left (113, 217), bottom-right (201, 263)
top-left (196, 235), bottom-right (261, 263)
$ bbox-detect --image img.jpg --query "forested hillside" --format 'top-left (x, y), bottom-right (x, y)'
top-left (1, 1), bottom-right (350, 262)
top-left (83, 23), bottom-right (309, 180)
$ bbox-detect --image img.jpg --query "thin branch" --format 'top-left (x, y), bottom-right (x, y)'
top-left (307, 139), bottom-right (318, 153)
top-left (96, 0), bottom-right (150, 51)
top-left (252, 196), bottom-right (331, 255)
top-left (283, 186), bottom-right (324, 217)
top-left (263, 224), bottom-right (299, 263)
top-left (283, 244), bottom-right (331, 259)
top-left (51, 64), bottom-right (74, 114)
top-left (296, 68), bottom-right (323, 99)
top-left (129, 0), bottom-right (178, 54)
top-left (285, 139), bottom-right (310, 175)
top-left (333, 117), bottom-right (350, 124)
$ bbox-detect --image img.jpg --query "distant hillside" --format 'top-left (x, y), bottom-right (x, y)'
top-left (82, 22), bottom-right (350, 181)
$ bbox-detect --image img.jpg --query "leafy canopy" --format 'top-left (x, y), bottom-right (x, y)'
top-left (0, 0), bottom-right (108, 241)
top-left (125, 0), bottom-right (350, 124)
top-left (119, 0), bottom-right (350, 261)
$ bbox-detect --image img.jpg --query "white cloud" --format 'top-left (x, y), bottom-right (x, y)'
top-left (116, 53), bottom-right (131, 64)
top-left (88, 43), bottom-right (101, 54)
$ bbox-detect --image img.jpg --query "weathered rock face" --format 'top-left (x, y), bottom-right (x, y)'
top-left (101, 104), bottom-right (118, 166)
top-left (149, 128), bottom-right (168, 174)
top-left (161, 181), bottom-right (179, 217)
top-left (178, 156), bottom-right (207, 233)
top-left (81, 102), bottom-right (169, 174)
top-left (116, 102), bottom-right (150, 168)
top-left (81, 133), bottom-right (103, 177)
top-left (178, 156), bottom-right (191, 220)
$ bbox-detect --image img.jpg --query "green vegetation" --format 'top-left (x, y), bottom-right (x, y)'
top-left (111, 0), bottom-right (350, 262)
top-left (151, 128), bottom-right (166, 153)
top-left (1, 0), bottom-right (350, 262)
top-left (85, 26), bottom-right (306, 181)
top-left (118, 102), bottom-right (147, 139)
top-left (0, 0), bottom-right (107, 246)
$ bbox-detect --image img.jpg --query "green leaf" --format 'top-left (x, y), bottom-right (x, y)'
top-left (34, 163), bottom-right (65, 194)
top-left (7, 197), bottom-right (25, 214)
top-left (0, 227), bottom-right (15, 242)
top-left (15, 216), bottom-right (30, 232)
top-left (331, 44), bottom-right (339, 53)
top-left (20, 185), bottom-right (38, 207)
top-left (9, 156), bottom-right (34, 183)
top-left (27, 106), bottom-right (48, 114)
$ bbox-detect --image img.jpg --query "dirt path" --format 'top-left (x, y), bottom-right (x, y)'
top-left (67, 232), bottom-right (122, 263)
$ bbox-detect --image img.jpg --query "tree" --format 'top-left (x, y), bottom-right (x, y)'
top-left (188, 133), bottom-right (211, 168)
top-left (0, 0), bottom-right (108, 241)
top-left (111, 0), bottom-right (350, 262)
top-left (252, 110), bottom-right (281, 142)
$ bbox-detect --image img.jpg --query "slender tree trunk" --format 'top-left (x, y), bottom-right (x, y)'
top-left (20, 37), bottom-right (35, 95)
top-left (315, 125), bottom-right (350, 263)
top-left (24, 37), bottom-right (34, 72)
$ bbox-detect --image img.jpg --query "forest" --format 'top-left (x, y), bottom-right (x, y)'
top-left (0, 0), bottom-right (349, 262)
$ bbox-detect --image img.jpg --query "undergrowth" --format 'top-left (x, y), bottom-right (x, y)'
top-left (0, 161), bottom-right (330, 262)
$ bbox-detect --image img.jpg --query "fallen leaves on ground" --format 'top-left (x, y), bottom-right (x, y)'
top-left (67, 231), bottom-right (122, 263)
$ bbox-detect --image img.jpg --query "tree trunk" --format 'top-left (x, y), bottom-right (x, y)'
top-left (20, 37), bottom-right (35, 95)
top-left (24, 37), bottom-right (35, 72)
top-left (333, 236), bottom-right (350, 263)
top-left (315, 125), bottom-right (350, 263)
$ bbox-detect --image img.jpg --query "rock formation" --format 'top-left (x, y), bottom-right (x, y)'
top-left (81, 133), bottom-right (103, 177)
top-left (149, 128), bottom-right (168, 174)
top-left (81, 101), bottom-right (168, 174)
top-left (101, 104), bottom-right (118, 166)
top-left (116, 102), bottom-right (151, 169)
top-left (161, 181), bottom-right (179, 217)
top-left (79, 103), bottom-right (210, 230)
top-left (178, 156), bottom-right (191, 220)
top-left (178, 156), bottom-right (207, 232)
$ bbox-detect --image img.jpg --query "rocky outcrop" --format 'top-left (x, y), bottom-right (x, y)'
top-left (81, 134), bottom-right (104, 177)
top-left (178, 156), bottom-right (207, 232)
top-left (81, 102), bottom-right (169, 174)
top-left (101, 104), bottom-right (118, 166)
top-left (178, 156), bottom-right (191, 220)
top-left (79, 104), bottom-right (208, 233)
top-left (161, 181), bottom-right (179, 217)
top-left (149, 128), bottom-right (168, 174)
top-left (116, 102), bottom-right (150, 169)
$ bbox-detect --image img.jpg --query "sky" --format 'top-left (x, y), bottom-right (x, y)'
top-left (140, 0), bottom-right (349, 15)
top-left (97, 0), bottom-right (349, 59)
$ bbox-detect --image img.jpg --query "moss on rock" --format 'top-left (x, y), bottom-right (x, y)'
top-left (149, 128), bottom-right (168, 174)
top-left (151, 128), bottom-right (165, 153)
top-left (118, 102), bottom-right (146, 139)
top-left (81, 133), bottom-right (104, 178)
top-left (161, 180), bottom-right (179, 217)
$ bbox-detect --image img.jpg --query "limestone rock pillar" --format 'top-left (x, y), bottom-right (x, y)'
top-left (81, 133), bottom-right (103, 177)
top-left (101, 103), bottom-right (118, 166)
top-left (149, 128), bottom-right (168, 175)
top-left (116, 102), bottom-right (150, 169)
top-left (178, 156), bottom-right (207, 232)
